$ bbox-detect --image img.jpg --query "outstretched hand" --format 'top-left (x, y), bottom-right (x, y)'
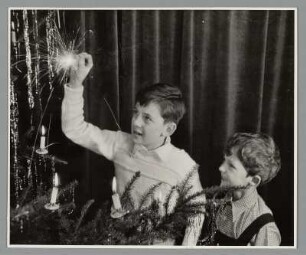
top-left (69, 52), bottom-right (93, 88)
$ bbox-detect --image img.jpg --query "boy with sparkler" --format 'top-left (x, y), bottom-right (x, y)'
top-left (61, 53), bottom-right (205, 246)
top-left (211, 132), bottom-right (281, 246)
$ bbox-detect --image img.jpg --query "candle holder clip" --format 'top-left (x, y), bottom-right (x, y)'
top-left (110, 208), bottom-right (128, 219)
top-left (36, 147), bottom-right (48, 155)
top-left (44, 203), bottom-right (60, 210)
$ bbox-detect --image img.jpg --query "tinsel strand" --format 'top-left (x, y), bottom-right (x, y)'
top-left (23, 10), bottom-right (34, 111)
top-left (10, 13), bottom-right (21, 202)
top-left (11, 14), bottom-right (17, 56)
top-left (10, 79), bottom-right (20, 206)
top-left (46, 11), bottom-right (55, 89)
top-left (26, 159), bottom-right (32, 185)
top-left (32, 10), bottom-right (42, 113)
top-left (11, 11), bottom-right (22, 72)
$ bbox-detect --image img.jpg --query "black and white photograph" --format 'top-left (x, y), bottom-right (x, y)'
top-left (8, 8), bottom-right (295, 248)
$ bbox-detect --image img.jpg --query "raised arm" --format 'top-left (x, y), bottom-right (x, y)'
top-left (61, 53), bottom-right (118, 160)
top-left (68, 52), bottom-right (93, 89)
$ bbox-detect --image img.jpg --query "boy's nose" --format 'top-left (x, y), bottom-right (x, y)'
top-left (219, 162), bottom-right (226, 173)
top-left (133, 114), bottom-right (142, 127)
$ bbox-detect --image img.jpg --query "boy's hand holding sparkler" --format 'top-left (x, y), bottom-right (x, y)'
top-left (68, 52), bottom-right (93, 88)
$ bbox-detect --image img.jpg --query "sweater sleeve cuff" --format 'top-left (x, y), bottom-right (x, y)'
top-left (64, 84), bottom-right (84, 101)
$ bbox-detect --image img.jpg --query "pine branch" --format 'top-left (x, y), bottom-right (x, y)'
top-left (93, 209), bottom-right (103, 232)
top-left (179, 189), bottom-right (206, 205)
top-left (121, 171), bottom-right (141, 210)
top-left (176, 201), bottom-right (207, 212)
top-left (10, 165), bottom-right (250, 245)
top-left (138, 182), bottom-right (162, 209)
top-left (177, 209), bottom-right (206, 217)
top-left (15, 182), bottom-right (32, 207)
top-left (164, 186), bottom-right (177, 216)
top-left (75, 199), bottom-right (95, 232)
top-left (175, 167), bottom-right (197, 207)
top-left (180, 184), bottom-right (249, 206)
top-left (203, 184), bottom-right (249, 198)
top-left (177, 166), bottom-right (198, 195)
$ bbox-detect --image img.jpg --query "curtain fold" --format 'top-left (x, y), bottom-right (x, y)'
top-left (181, 10), bottom-right (195, 153)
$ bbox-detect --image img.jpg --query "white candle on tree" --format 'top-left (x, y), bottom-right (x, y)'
top-left (112, 177), bottom-right (122, 210)
top-left (50, 173), bottom-right (59, 204)
top-left (40, 125), bottom-right (46, 149)
top-left (36, 125), bottom-right (48, 155)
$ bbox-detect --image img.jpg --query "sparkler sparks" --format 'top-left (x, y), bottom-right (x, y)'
top-left (54, 51), bottom-right (77, 75)
top-left (11, 10), bottom-right (93, 87)
top-left (9, 10), bottom-right (104, 210)
top-left (10, 10), bottom-right (94, 167)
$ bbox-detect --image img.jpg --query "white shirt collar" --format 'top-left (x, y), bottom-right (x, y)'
top-left (131, 136), bottom-right (172, 162)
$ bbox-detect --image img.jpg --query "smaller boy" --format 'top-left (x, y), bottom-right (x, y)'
top-left (214, 132), bottom-right (281, 246)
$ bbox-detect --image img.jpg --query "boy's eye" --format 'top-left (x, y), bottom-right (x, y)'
top-left (132, 109), bottom-right (138, 115)
top-left (143, 115), bottom-right (152, 122)
top-left (229, 164), bottom-right (236, 170)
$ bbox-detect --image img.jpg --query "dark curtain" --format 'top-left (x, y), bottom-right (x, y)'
top-left (60, 10), bottom-right (294, 245)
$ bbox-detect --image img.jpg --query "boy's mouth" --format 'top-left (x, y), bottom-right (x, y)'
top-left (133, 130), bottom-right (143, 136)
top-left (220, 176), bottom-right (228, 185)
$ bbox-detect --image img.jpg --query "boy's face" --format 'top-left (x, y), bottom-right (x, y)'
top-left (219, 149), bottom-right (252, 187)
top-left (131, 102), bottom-right (174, 150)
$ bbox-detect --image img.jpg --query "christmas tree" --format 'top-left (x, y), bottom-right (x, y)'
top-left (11, 166), bottom-right (244, 245)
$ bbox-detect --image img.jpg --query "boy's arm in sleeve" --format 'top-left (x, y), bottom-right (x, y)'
top-left (182, 214), bottom-right (205, 246)
top-left (252, 222), bottom-right (281, 246)
top-left (61, 84), bottom-right (117, 160)
top-left (181, 169), bottom-right (205, 246)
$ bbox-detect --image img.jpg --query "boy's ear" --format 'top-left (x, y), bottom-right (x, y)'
top-left (164, 122), bottom-right (177, 137)
top-left (249, 175), bottom-right (261, 187)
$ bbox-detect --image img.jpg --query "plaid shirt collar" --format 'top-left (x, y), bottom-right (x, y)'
top-left (231, 188), bottom-right (258, 222)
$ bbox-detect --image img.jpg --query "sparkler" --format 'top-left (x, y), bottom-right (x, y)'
top-left (9, 11), bottom-right (90, 207)
top-left (11, 10), bottom-right (94, 161)
top-left (11, 10), bottom-right (93, 89)
top-left (10, 10), bottom-right (100, 206)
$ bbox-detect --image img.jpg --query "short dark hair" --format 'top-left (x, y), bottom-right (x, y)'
top-left (224, 132), bottom-right (281, 185)
top-left (135, 83), bottom-right (186, 124)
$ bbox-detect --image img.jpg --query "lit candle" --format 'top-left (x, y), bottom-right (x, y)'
top-left (36, 125), bottom-right (48, 155)
top-left (40, 125), bottom-right (46, 150)
top-left (50, 173), bottom-right (59, 204)
top-left (112, 177), bottom-right (122, 210)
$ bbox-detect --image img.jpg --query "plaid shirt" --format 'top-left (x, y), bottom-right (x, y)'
top-left (216, 188), bottom-right (281, 246)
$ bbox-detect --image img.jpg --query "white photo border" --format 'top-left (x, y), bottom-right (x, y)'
top-left (2, 1), bottom-right (301, 255)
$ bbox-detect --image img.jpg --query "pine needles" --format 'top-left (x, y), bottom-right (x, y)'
top-left (10, 171), bottom-right (248, 245)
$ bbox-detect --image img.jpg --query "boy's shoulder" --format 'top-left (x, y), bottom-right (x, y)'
top-left (166, 144), bottom-right (197, 174)
top-left (113, 130), bottom-right (134, 149)
top-left (168, 144), bottom-right (194, 160)
top-left (234, 190), bottom-right (275, 219)
top-left (256, 193), bottom-right (274, 215)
